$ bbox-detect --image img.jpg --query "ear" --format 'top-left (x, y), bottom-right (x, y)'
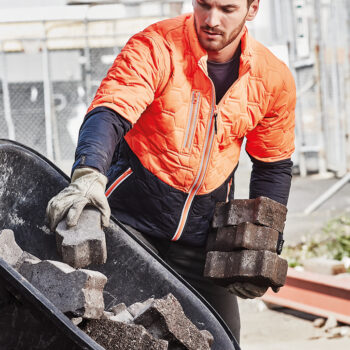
top-left (246, 0), bottom-right (260, 21)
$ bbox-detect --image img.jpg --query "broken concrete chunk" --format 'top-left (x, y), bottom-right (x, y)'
top-left (207, 223), bottom-right (280, 253)
top-left (134, 293), bottom-right (212, 350)
top-left (0, 229), bottom-right (41, 270)
top-left (0, 229), bottom-right (23, 267)
top-left (56, 208), bottom-right (107, 268)
top-left (326, 326), bottom-right (350, 338)
top-left (106, 303), bottom-right (134, 323)
top-left (212, 197), bottom-right (287, 232)
top-left (128, 298), bottom-right (155, 318)
top-left (303, 258), bottom-right (347, 275)
top-left (109, 303), bottom-right (127, 315)
top-left (102, 309), bottom-right (134, 324)
top-left (101, 311), bottom-right (114, 320)
top-left (204, 250), bottom-right (288, 288)
top-left (110, 310), bottom-right (134, 324)
top-left (324, 316), bottom-right (338, 330)
top-left (71, 317), bottom-right (83, 326)
top-left (14, 251), bottom-right (41, 271)
top-left (200, 330), bottom-right (214, 347)
top-left (82, 319), bottom-right (168, 350)
top-left (313, 318), bottom-right (326, 328)
top-left (19, 259), bottom-right (107, 319)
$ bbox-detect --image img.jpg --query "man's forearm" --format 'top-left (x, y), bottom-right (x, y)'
top-left (249, 155), bottom-right (293, 206)
top-left (73, 106), bottom-right (132, 175)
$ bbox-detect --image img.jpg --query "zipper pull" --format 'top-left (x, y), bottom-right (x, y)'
top-left (214, 113), bottom-right (218, 134)
top-left (193, 91), bottom-right (199, 103)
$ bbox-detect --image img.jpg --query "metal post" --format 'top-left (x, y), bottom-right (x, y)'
top-left (84, 15), bottom-right (92, 104)
top-left (0, 41), bottom-right (15, 140)
top-left (42, 26), bottom-right (54, 160)
top-left (329, 1), bottom-right (346, 176)
top-left (346, 0), bottom-right (350, 171)
top-left (313, 0), bottom-right (328, 175)
top-left (287, 0), bottom-right (307, 176)
top-left (272, 0), bottom-right (283, 42)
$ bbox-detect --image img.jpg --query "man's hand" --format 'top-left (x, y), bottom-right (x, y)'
top-left (46, 167), bottom-right (110, 231)
top-left (228, 282), bottom-right (280, 299)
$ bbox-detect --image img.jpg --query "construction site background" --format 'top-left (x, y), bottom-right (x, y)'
top-left (0, 0), bottom-right (349, 178)
top-left (0, 0), bottom-right (349, 349)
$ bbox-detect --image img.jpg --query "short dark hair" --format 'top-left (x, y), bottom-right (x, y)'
top-left (247, 0), bottom-right (255, 7)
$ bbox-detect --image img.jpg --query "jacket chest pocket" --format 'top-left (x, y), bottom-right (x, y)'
top-left (182, 90), bottom-right (201, 152)
top-left (217, 112), bottom-right (251, 150)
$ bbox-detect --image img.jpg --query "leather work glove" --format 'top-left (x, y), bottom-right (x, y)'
top-left (46, 167), bottom-right (110, 231)
top-left (228, 282), bottom-right (279, 299)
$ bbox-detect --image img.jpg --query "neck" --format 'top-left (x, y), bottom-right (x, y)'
top-left (207, 28), bottom-right (245, 63)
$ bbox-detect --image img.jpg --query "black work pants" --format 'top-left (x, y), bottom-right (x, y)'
top-left (124, 225), bottom-right (241, 343)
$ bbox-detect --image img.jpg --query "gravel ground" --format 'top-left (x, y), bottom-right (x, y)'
top-left (238, 299), bottom-right (350, 350)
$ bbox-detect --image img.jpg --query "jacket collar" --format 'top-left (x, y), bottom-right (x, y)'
top-left (186, 13), bottom-right (252, 74)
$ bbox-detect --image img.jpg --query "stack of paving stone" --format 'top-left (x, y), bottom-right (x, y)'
top-left (204, 197), bottom-right (289, 291)
top-left (0, 223), bottom-right (213, 350)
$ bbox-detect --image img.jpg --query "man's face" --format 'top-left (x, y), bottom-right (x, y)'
top-left (193, 0), bottom-right (256, 54)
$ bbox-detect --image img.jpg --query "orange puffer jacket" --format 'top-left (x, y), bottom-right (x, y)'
top-left (88, 13), bottom-right (296, 243)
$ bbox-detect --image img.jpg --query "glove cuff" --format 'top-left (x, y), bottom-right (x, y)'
top-left (71, 167), bottom-right (108, 188)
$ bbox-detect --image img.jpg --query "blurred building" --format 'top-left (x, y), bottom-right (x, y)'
top-left (0, 0), bottom-right (349, 177)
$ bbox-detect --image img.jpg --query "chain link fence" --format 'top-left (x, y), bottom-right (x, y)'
top-left (0, 12), bottom-right (169, 172)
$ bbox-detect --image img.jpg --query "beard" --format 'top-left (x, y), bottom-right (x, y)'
top-left (195, 15), bottom-right (246, 53)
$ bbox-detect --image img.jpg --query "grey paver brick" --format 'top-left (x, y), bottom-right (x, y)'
top-left (212, 197), bottom-right (287, 232)
top-left (56, 208), bottom-right (107, 268)
top-left (19, 259), bottom-right (107, 318)
top-left (204, 250), bottom-right (288, 288)
top-left (207, 222), bottom-right (279, 252)
top-left (134, 293), bottom-right (212, 350)
top-left (0, 229), bottom-right (23, 267)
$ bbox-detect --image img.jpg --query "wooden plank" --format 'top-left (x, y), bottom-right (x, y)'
top-left (262, 268), bottom-right (350, 324)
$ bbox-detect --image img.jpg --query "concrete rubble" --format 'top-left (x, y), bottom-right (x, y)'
top-left (0, 229), bottom-right (40, 269)
top-left (82, 319), bottom-right (169, 350)
top-left (134, 293), bottom-right (213, 350)
top-left (127, 297), bottom-right (155, 318)
top-left (0, 229), bottom-right (214, 349)
top-left (0, 229), bottom-right (24, 267)
top-left (56, 207), bottom-right (107, 268)
top-left (19, 259), bottom-right (107, 319)
top-left (311, 316), bottom-right (350, 340)
top-left (87, 293), bottom-right (213, 350)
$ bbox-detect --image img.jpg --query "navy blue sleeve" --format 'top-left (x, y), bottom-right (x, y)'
top-left (72, 106), bottom-right (132, 176)
top-left (248, 154), bottom-right (293, 206)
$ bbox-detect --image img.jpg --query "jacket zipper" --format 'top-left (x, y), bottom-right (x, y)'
top-left (171, 59), bottom-right (251, 241)
top-left (171, 62), bottom-right (216, 241)
top-left (226, 178), bottom-right (233, 202)
top-left (183, 91), bottom-right (201, 151)
top-left (105, 167), bottom-right (133, 198)
top-left (212, 63), bottom-right (250, 135)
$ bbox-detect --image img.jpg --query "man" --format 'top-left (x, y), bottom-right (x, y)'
top-left (47, 0), bottom-right (296, 343)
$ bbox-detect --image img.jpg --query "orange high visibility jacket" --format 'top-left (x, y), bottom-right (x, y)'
top-left (88, 13), bottom-right (296, 242)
